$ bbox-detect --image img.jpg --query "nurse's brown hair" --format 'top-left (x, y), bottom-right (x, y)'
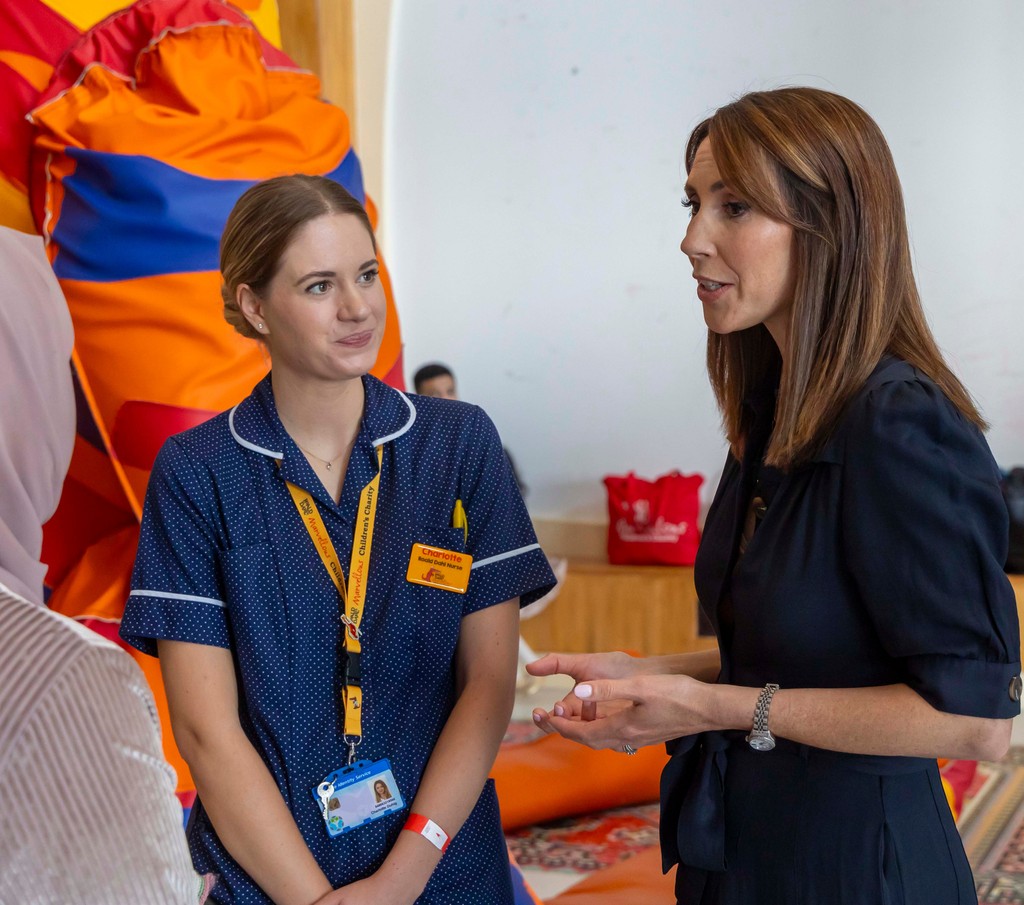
top-left (220, 175), bottom-right (376, 341)
top-left (687, 87), bottom-right (983, 466)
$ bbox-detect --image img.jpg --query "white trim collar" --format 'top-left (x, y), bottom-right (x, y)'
top-left (373, 390), bottom-right (416, 447)
top-left (228, 404), bottom-right (283, 459)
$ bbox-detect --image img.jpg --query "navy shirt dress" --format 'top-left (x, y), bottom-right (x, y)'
top-left (662, 357), bottom-right (1021, 905)
top-left (120, 374), bottom-right (556, 904)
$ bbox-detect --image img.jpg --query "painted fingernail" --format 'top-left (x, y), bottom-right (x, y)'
top-left (575, 684), bottom-right (592, 699)
top-left (533, 712), bottom-right (542, 723)
top-left (553, 703), bottom-right (565, 717)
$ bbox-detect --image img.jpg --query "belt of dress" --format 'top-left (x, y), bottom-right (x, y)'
top-left (659, 730), bottom-right (935, 874)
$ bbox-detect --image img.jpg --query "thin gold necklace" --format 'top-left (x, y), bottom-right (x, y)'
top-left (293, 441), bottom-right (344, 471)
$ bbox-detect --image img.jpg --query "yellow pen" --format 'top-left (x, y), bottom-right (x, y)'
top-left (452, 499), bottom-right (468, 544)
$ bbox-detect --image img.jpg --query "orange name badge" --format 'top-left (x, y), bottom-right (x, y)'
top-left (406, 543), bottom-right (473, 594)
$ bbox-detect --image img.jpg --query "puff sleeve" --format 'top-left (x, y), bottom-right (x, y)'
top-left (840, 375), bottom-right (1021, 719)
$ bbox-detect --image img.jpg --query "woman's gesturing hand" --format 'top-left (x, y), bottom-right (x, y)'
top-left (528, 653), bottom-right (723, 752)
top-left (526, 651), bottom-right (642, 719)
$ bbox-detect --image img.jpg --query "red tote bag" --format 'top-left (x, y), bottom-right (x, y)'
top-left (603, 471), bottom-right (703, 566)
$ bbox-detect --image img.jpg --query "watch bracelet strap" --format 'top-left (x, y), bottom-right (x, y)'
top-left (752, 682), bottom-right (780, 732)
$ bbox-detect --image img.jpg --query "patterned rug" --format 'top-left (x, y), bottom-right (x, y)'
top-left (507, 803), bottom-right (661, 874)
top-left (962, 748), bottom-right (1024, 903)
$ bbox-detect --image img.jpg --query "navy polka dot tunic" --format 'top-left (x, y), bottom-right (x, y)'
top-left (120, 374), bottom-right (556, 904)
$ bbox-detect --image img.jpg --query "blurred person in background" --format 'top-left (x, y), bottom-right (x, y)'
top-left (413, 362), bottom-right (526, 496)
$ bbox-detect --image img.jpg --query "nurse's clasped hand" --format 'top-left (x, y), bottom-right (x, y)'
top-left (311, 873), bottom-right (417, 905)
top-left (527, 651), bottom-right (757, 753)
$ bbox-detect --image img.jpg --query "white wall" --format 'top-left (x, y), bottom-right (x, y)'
top-left (385, 0), bottom-right (1024, 524)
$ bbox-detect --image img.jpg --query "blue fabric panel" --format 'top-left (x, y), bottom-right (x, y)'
top-left (51, 147), bottom-right (365, 282)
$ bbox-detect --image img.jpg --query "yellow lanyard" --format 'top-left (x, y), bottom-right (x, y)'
top-left (285, 444), bottom-right (383, 763)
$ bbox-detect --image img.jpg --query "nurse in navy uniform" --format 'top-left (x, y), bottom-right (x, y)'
top-left (529, 87), bottom-right (1020, 904)
top-left (121, 175), bottom-right (555, 904)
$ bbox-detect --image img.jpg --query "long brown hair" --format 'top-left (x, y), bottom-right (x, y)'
top-left (687, 87), bottom-right (983, 466)
top-left (220, 175), bottom-right (376, 340)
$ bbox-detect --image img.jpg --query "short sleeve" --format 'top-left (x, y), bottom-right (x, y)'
top-left (840, 376), bottom-right (1021, 719)
top-left (119, 437), bottom-right (230, 656)
top-left (459, 407), bottom-right (556, 613)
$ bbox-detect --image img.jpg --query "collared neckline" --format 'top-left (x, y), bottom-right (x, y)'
top-left (228, 373), bottom-right (417, 463)
top-left (227, 374), bottom-right (416, 510)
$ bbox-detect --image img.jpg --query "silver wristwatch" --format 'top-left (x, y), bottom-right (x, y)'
top-left (746, 683), bottom-right (780, 751)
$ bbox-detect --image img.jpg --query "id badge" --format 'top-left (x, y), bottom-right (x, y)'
top-left (406, 543), bottom-right (473, 593)
top-left (312, 758), bottom-right (404, 838)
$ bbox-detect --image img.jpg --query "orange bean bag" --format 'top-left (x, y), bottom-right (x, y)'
top-left (492, 732), bottom-right (667, 832)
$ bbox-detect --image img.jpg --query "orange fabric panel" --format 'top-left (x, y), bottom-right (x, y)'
top-left (492, 733), bottom-right (666, 832)
top-left (30, 28), bottom-right (347, 182)
top-left (59, 272), bottom-right (266, 509)
top-left (59, 272), bottom-right (267, 432)
top-left (47, 524), bottom-right (137, 624)
top-left (0, 49), bottom-right (51, 90)
top-left (62, 268), bottom-right (400, 467)
top-left (0, 172), bottom-right (34, 232)
top-left (375, 257), bottom-right (402, 382)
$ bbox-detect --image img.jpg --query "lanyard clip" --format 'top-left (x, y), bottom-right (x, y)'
top-left (343, 649), bottom-right (362, 687)
top-left (347, 738), bottom-right (359, 766)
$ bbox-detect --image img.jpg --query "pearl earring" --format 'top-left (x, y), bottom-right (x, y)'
top-left (257, 323), bottom-right (264, 330)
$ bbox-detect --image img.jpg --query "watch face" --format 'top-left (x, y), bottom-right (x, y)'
top-left (748, 734), bottom-right (775, 752)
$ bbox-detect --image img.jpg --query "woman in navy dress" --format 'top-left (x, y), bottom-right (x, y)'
top-left (530, 87), bottom-right (1020, 903)
top-left (121, 175), bottom-right (555, 904)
